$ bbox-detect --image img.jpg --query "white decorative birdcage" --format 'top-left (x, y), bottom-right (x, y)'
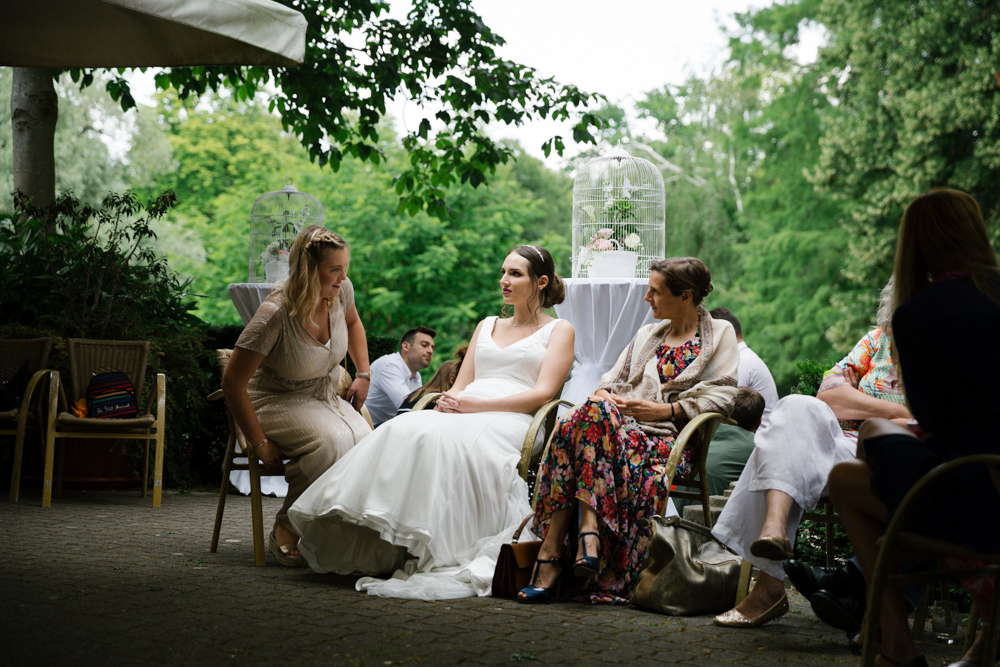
top-left (572, 145), bottom-right (665, 279)
top-left (248, 180), bottom-right (325, 283)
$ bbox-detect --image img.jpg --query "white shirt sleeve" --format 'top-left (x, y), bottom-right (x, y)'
top-left (738, 343), bottom-right (780, 429)
top-left (366, 353), bottom-right (421, 426)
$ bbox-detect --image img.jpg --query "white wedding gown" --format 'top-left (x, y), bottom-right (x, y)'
top-left (288, 316), bottom-right (560, 599)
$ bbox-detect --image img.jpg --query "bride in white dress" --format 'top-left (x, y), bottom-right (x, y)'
top-left (288, 245), bottom-right (575, 599)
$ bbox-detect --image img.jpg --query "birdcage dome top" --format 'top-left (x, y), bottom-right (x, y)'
top-left (573, 146), bottom-right (664, 191)
top-left (249, 179), bottom-right (325, 223)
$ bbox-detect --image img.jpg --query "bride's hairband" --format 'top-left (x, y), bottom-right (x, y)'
top-left (525, 245), bottom-right (545, 262)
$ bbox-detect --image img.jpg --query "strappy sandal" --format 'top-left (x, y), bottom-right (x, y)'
top-left (573, 531), bottom-right (601, 579)
top-left (517, 557), bottom-right (562, 604)
top-left (268, 529), bottom-right (304, 567)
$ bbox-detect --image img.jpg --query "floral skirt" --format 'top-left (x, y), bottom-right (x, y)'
top-left (533, 398), bottom-right (697, 604)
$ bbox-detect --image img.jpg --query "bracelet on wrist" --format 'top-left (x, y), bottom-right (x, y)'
top-left (355, 371), bottom-right (371, 380)
top-left (253, 437), bottom-right (267, 452)
top-left (670, 404), bottom-right (675, 419)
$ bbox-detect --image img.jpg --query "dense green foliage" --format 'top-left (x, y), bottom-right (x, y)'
top-left (0, 192), bottom-right (217, 487)
top-left (136, 91), bottom-right (573, 369)
top-left (75, 0), bottom-right (603, 219)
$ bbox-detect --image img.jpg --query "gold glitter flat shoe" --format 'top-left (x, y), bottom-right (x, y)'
top-left (749, 535), bottom-right (795, 560)
top-left (713, 595), bottom-right (789, 628)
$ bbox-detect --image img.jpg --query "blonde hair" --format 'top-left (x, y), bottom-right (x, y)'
top-left (285, 225), bottom-right (349, 328)
top-left (892, 188), bottom-right (1000, 310)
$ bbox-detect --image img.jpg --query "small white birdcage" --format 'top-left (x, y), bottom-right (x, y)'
top-left (248, 180), bottom-right (325, 283)
top-left (572, 145), bottom-right (665, 278)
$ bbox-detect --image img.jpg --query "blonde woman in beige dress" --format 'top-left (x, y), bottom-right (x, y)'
top-left (222, 226), bottom-right (373, 566)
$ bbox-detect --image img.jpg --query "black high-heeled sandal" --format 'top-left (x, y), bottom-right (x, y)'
top-left (517, 557), bottom-right (562, 604)
top-left (573, 532), bottom-right (600, 578)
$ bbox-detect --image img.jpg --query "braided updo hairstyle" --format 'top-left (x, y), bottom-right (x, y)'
top-left (511, 245), bottom-right (566, 309)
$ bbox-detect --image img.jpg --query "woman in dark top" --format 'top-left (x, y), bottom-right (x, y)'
top-left (829, 188), bottom-right (1000, 667)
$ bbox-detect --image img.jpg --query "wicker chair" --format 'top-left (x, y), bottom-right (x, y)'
top-left (861, 454), bottom-right (1000, 667)
top-left (209, 349), bottom-right (373, 566)
top-left (42, 339), bottom-right (166, 507)
top-left (1, 338), bottom-right (54, 502)
top-left (666, 411), bottom-right (738, 528)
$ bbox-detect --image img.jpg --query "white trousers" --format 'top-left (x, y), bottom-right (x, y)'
top-left (711, 394), bottom-right (857, 580)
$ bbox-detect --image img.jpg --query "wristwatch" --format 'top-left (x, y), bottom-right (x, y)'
top-left (355, 371), bottom-right (371, 379)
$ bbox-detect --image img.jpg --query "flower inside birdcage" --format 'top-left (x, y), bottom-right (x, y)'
top-left (260, 241), bottom-right (290, 266)
top-left (577, 200), bottom-right (644, 272)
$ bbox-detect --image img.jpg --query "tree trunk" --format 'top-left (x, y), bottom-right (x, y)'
top-left (11, 67), bottom-right (57, 210)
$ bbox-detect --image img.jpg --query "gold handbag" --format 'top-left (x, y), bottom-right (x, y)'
top-left (633, 515), bottom-right (741, 615)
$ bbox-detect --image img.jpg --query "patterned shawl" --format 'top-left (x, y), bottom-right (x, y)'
top-left (598, 305), bottom-right (740, 437)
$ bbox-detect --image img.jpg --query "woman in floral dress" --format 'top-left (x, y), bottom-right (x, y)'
top-left (522, 257), bottom-right (740, 604)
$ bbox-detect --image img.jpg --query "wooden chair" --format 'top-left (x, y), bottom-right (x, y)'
top-left (666, 411), bottom-right (738, 528)
top-left (861, 454), bottom-right (1000, 667)
top-left (1, 337), bottom-right (54, 502)
top-left (41, 339), bottom-right (165, 507)
top-left (209, 349), bottom-right (373, 566)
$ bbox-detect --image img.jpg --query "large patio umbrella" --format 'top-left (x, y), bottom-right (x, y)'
top-left (3, 0), bottom-right (307, 209)
top-left (0, 0), bottom-right (307, 67)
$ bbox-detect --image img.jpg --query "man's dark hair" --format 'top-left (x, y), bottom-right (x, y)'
top-left (731, 386), bottom-right (765, 432)
top-left (709, 307), bottom-right (742, 339)
top-left (401, 325), bottom-right (436, 347)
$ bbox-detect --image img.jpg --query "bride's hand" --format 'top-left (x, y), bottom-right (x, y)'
top-left (436, 392), bottom-right (485, 414)
top-left (436, 392), bottom-right (461, 413)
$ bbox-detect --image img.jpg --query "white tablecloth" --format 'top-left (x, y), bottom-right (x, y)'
top-left (226, 282), bottom-right (289, 496)
top-left (228, 283), bottom-right (275, 325)
top-left (553, 278), bottom-right (656, 406)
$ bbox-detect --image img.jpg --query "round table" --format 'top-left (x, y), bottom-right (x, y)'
top-left (553, 278), bottom-right (656, 407)
top-left (227, 283), bottom-right (275, 325)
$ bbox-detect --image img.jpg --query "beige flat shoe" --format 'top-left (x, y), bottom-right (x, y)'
top-left (749, 534), bottom-right (794, 560)
top-left (713, 594), bottom-right (789, 628)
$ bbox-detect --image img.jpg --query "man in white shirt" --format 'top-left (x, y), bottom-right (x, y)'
top-left (709, 308), bottom-right (778, 428)
top-left (366, 326), bottom-right (436, 427)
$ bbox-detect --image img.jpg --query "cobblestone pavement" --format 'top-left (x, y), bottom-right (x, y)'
top-left (1, 490), bottom-right (962, 666)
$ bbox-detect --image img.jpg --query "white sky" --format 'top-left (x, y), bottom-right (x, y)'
top-left (126, 0), bottom-right (822, 168)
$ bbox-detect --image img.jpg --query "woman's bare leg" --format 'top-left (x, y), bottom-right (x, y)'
top-left (829, 418), bottom-right (919, 667)
top-left (575, 503), bottom-right (601, 567)
top-left (517, 506), bottom-right (571, 596)
top-left (760, 489), bottom-right (795, 541)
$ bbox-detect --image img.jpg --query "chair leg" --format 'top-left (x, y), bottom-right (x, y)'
top-left (152, 431), bottom-right (164, 508)
top-left (962, 603), bottom-right (980, 654)
top-left (42, 375), bottom-right (59, 507)
top-left (141, 440), bottom-right (150, 499)
top-left (9, 427), bottom-right (27, 503)
top-left (700, 477), bottom-right (713, 529)
top-left (54, 439), bottom-right (66, 498)
top-left (824, 503), bottom-right (835, 567)
top-left (910, 583), bottom-right (931, 639)
top-left (736, 559), bottom-right (753, 604)
top-left (983, 590), bottom-right (1000, 667)
top-left (211, 436), bottom-right (237, 554)
top-left (248, 457), bottom-right (267, 567)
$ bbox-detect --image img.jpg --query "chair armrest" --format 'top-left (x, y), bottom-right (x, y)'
top-left (411, 392), bottom-right (442, 412)
top-left (143, 373), bottom-right (166, 418)
top-left (518, 398), bottom-right (574, 480)
top-left (660, 412), bottom-right (735, 503)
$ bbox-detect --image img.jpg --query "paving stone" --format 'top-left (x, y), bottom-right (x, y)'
top-left (1, 488), bottom-right (965, 665)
